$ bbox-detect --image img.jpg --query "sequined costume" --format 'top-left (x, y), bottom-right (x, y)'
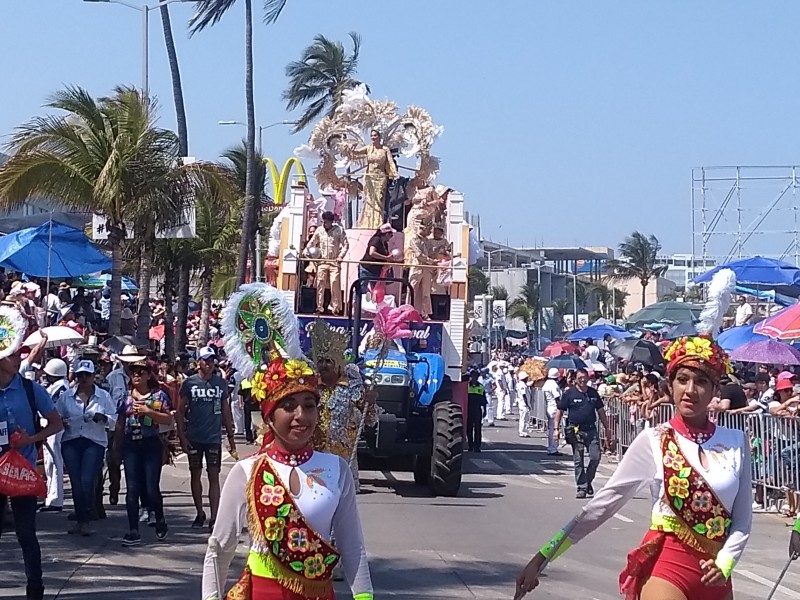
top-left (313, 364), bottom-right (375, 491)
top-left (354, 145), bottom-right (397, 229)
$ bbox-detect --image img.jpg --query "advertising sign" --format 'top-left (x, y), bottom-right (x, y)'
top-left (296, 316), bottom-right (443, 356)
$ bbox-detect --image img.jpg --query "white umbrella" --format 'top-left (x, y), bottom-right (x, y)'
top-left (24, 326), bottom-right (84, 349)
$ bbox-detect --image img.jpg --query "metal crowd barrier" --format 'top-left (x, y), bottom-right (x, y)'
top-left (601, 396), bottom-right (800, 510)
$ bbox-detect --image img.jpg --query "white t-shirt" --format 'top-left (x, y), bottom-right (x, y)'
top-left (735, 303), bottom-right (753, 326)
top-left (542, 378), bottom-right (561, 415)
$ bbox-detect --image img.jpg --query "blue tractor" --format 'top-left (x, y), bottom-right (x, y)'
top-left (351, 278), bottom-right (463, 497)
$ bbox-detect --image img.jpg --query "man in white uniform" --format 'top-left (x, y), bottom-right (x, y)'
top-left (480, 368), bottom-right (495, 427)
top-left (542, 368), bottom-right (563, 456)
top-left (503, 367), bottom-right (515, 418)
top-left (735, 296), bottom-right (753, 327)
top-left (39, 359), bottom-right (70, 512)
top-left (516, 371), bottom-right (531, 437)
top-left (493, 364), bottom-right (508, 421)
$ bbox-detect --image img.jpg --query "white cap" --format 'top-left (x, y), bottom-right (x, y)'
top-left (43, 358), bottom-right (68, 378)
top-left (547, 368), bottom-right (559, 379)
top-left (198, 346), bottom-right (217, 360)
top-left (75, 360), bottom-right (95, 375)
top-left (518, 372), bottom-right (529, 381)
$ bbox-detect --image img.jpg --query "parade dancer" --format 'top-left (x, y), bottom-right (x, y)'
top-left (516, 270), bottom-right (752, 600)
top-left (308, 320), bottom-right (375, 492)
top-left (204, 282), bottom-right (373, 600)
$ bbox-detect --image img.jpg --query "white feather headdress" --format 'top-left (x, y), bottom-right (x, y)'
top-left (0, 305), bottom-right (27, 360)
top-left (696, 268), bottom-right (737, 339)
top-left (220, 283), bottom-right (304, 379)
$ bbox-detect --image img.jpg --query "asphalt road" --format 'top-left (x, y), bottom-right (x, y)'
top-left (2, 421), bottom-right (800, 599)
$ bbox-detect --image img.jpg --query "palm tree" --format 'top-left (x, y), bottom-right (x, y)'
top-left (190, 0), bottom-right (289, 288)
top-left (491, 285), bottom-right (508, 301)
top-left (606, 231), bottom-right (669, 308)
top-left (283, 33), bottom-right (366, 133)
top-left (159, 4), bottom-right (188, 156)
top-left (221, 141), bottom-right (267, 278)
top-left (193, 186), bottom-right (241, 345)
top-left (0, 86), bottom-right (182, 335)
top-left (508, 283), bottom-right (540, 335)
top-left (551, 298), bottom-right (570, 331)
top-left (468, 266), bottom-right (489, 301)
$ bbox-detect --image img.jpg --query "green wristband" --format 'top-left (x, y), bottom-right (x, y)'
top-left (354, 594), bottom-right (374, 600)
top-left (539, 530), bottom-right (572, 561)
top-left (793, 518), bottom-right (800, 534)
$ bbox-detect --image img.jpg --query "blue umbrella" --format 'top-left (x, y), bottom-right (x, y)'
top-left (0, 221), bottom-right (110, 277)
top-left (693, 256), bottom-right (800, 288)
top-left (568, 323), bottom-right (631, 341)
top-left (717, 323), bottom-right (770, 353)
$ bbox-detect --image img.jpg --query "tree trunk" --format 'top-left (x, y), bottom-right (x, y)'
top-left (174, 262), bottom-right (190, 355)
top-left (108, 234), bottom-right (123, 335)
top-left (236, 0), bottom-right (257, 287)
top-left (163, 267), bottom-right (175, 359)
top-left (135, 238), bottom-right (154, 347)
top-left (198, 264), bottom-right (213, 346)
top-left (641, 280), bottom-right (648, 308)
top-left (159, 4), bottom-right (189, 157)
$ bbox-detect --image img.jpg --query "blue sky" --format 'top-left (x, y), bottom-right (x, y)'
top-left (3, 1), bottom-right (800, 256)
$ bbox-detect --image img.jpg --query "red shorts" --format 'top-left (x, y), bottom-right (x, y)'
top-left (648, 533), bottom-right (732, 600)
top-left (250, 575), bottom-right (336, 600)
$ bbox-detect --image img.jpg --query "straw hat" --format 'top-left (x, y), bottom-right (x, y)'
top-left (116, 344), bottom-right (149, 364)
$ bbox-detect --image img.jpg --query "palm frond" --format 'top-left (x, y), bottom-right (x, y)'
top-left (263, 0), bottom-right (288, 23)
top-left (188, 0), bottom-right (239, 34)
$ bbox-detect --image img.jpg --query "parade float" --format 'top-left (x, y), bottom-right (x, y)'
top-left (269, 86), bottom-right (470, 495)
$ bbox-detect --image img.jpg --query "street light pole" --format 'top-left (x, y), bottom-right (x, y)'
top-left (83, 0), bottom-right (191, 97)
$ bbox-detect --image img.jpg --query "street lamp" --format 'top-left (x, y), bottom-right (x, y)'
top-left (83, 0), bottom-right (192, 98)
top-left (218, 120), bottom-right (298, 150)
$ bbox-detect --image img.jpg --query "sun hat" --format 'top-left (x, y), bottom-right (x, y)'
top-left (378, 223), bottom-right (395, 234)
top-left (775, 378), bottom-right (794, 392)
top-left (547, 368), bottom-right (559, 379)
top-left (117, 344), bottom-right (149, 364)
top-left (777, 371), bottom-right (796, 383)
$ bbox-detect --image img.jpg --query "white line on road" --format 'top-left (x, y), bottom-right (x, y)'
top-left (737, 569), bottom-right (796, 596)
top-left (612, 513), bottom-right (633, 523)
top-left (530, 475), bottom-right (551, 485)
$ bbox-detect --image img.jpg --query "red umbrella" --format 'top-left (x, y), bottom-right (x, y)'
top-left (754, 304), bottom-right (800, 339)
top-left (542, 341), bottom-right (579, 357)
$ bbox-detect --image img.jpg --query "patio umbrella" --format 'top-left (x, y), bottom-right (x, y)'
top-left (542, 341), bottom-right (578, 357)
top-left (754, 303), bottom-right (800, 340)
top-left (625, 302), bottom-right (703, 327)
top-left (609, 338), bottom-right (664, 366)
top-left (101, 335), bottom-right (135, 354)
top-left (729, 339), bottom-right (800, 365)
top-left (23, 326), bottom-right (84, 349)
top-left (693, 256), bottom-right (800, 289)
top-left (568, 323), bottom-right (630, 342)
top-left (717, 323), bottom-right (770, 353)
top-left (664, 322), bottom-right (699, 340)
top-left (545, 355), bottom-right (587, 371)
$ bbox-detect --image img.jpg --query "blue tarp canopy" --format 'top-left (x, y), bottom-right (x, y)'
top-left (735, 285), bottom-right (797, 307)
top-left (692, 256), bottom-right (800, 296)
top-left (0, 221), bottom-right (111, 277)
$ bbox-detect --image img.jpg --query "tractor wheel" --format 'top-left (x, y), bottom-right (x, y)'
top-left (429, 402), bottom-right (463, 497)
top-left (412, 454), bottom-right (431, 486)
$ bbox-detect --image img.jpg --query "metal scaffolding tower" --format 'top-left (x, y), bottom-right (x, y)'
top-left (692, 166), bottom-right (800, 267)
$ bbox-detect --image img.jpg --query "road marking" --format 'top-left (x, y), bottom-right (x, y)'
top-left (613, 513), bottom-right (633, 523)
top-left (530, 475), bottom-right (551, 485)
top-left (738, 569), bottom-right (792, 592)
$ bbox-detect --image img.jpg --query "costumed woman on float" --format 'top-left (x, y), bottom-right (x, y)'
top-left (201, 283), bottom-right (373, 600)
top-left (516, 269), bottom-right (752, 600)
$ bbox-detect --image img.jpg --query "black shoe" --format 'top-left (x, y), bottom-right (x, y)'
top-left (576, 490), bottom-right (587, 499)
top-left (474, 448), bottom-right (482, 453)
top-left (467, 447), bottom-right (474, 453)
top-left (155, 521), bottom-right (168, 541)
top-left (38, 505), bottom-right (62, 513)
top-left (26, 583), bottom-right (44, 600)
top-left (208, 520), bottom-right (215, 533)
top-left (122, 531), bottom-right (141, 547)
top-left (67, 512), bottom-right (77, 521)
top-left (587, 485), bottom-right (595, 497)
top-left (192, 511), bottom-right (206, 529)
top-left (109, 491), bottom-right (118, 506)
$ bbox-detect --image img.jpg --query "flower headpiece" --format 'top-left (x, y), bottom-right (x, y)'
top-left (221, 283), bottom-right (318, 418)
top-left (0, 305), bottom-right (27, 360)
top-left (664, 335), bottom-right (732, 383)
top-left (307, 319), bottom-right (350, 373)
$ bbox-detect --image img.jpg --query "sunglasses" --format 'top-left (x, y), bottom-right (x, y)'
top-left (130, 367), bottom-right (149, 376)
top-left (76, 371), bottom-right (93, 378)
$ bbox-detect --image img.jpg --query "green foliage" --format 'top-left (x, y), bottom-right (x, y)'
top-left (491, 285), bottom-right (508, 301)
top-left (282, 33), bottom-right (367, 132)
top-left (606, 231), bottom-right (668, 308)
top-left (468, 267), bottom-right (489, 300)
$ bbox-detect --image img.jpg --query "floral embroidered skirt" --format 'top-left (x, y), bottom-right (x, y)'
top-left (251, 575), bottom-right (336, 600)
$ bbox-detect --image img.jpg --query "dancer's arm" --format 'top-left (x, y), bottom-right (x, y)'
top-left (202, 461), bottom-right (248, 600)
top-left (714, 431), bottom-right (753, 579)
top-left (541, 429), bottom-right (657, 559)
top-left (332, 458), bottom-right (374, 600)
